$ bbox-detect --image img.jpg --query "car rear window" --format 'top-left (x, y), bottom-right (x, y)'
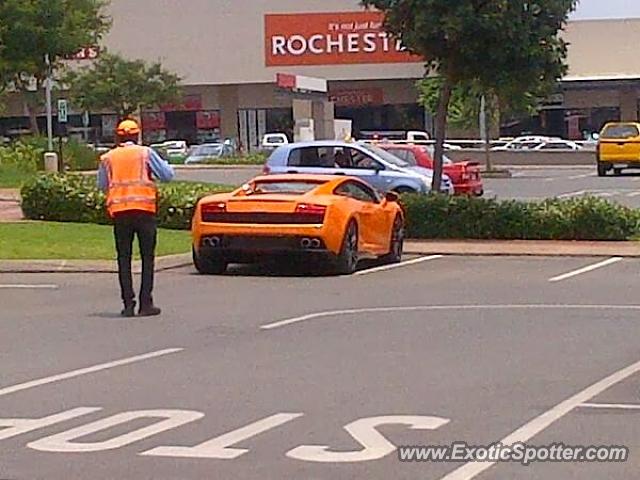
top-left (601, 124), bottom-right (640, 139)
top-left (247, 180), bottom-right (326, 195)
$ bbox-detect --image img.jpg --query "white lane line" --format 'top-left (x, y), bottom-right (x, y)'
top-left (439, 357), bottom-right (640, 480)
top-left (0, 284), bottom-right (59, 290)
top-left (567, 173), bottom-right (595, 180)
top-left (0, 348), bottom-right (183, 398)
top-left (354, 255), bottom-right (444, 276)
top-left (260, 304), bottom-right (640, 331)
top-left (549, 257), bottom-right (623, 283)
top-left (579, 402), bottom-right (640, 410)
top-left (557, 190), bottom-right (586, 199)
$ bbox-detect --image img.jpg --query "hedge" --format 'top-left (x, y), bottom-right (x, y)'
top-left (401, 193), bottom-right (640, 240)
top-left (21, 174), bottom-right (233, 230)
top-left (21, 173), bottom-right (640, 240)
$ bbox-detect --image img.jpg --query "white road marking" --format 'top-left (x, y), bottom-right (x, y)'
top-left (579, 402), bottom-right (640, 410)
top-left (354, 255), bottom-right (444, 276)
top-left (29, 410), bottom-right (204, 453)
top-left (260, 304), bottom-right (640, 330)
top-left (557, 190), bottom-right (586, 199)
top-left (567, 173), bottom-right (595, 180)
top-left (0, 348), bottom-right (183, 397)
top-left (142, 413), bottom-right (303, 459)
top-left (627, 191), bottom-right (640, 197)
top-left (439, 357), bottom-right (640, 480)
top-left (548, 257), bottom-right (623, 283)
top-left (0, 284), bottom-right (58, 290)
top-left (286, 415), bottom-right (449, 463)
top-left (0, 408), bottom-right (102, 441)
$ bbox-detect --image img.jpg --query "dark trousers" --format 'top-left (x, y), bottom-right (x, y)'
top-left (113, 211), bottom-right (157, 307)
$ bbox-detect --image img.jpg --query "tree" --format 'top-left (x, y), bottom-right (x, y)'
top-left (65, 52), bottom-right (182, 118)
top-left (0, 0), bottom-right (111, 133)
top-left (362, 0), bottom-right (578, 191)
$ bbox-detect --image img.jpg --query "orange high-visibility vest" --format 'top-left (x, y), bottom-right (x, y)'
top-left (101, 145), bottom-right (158, 217)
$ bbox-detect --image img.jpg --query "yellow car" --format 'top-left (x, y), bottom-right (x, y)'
top-left (191, 174), bottom-right (405, 275)
top-left (596, 122), bottom-right (640, 176)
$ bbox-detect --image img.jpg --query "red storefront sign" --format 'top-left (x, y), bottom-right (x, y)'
top-left (160, 94), bottom-right (203, 112)
top-left (265, 11), bottom-right (423, 66)
top-left (196, 111), bottom-right (221, 129)
top-left (67, 46), bottom-right (100, 61)
top-left (329, 88), bottom-right (384, 106)
top-left (141, 112), bottom-right (166, 131)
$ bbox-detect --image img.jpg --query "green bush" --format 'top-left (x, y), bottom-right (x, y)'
top-left (401, 194), bottom-right (640, 240)
top-left (21, 173), bottom-right (233, 230)
top-left (21, 174), bottom-right (640, 239)
top-left (0, 142), bottom-right (43, 172)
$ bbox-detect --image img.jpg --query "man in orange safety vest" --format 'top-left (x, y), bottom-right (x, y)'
top-left (97, 119), bottom-right (175, 317)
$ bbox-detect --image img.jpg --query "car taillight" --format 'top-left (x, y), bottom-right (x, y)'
top-left (201, 202), bottom-right (227, 214)
top-left (296, 203), bottom-right (327, 216)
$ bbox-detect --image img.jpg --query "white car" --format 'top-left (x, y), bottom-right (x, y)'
top-left (529, 140), bottom-right (583, 151)
top-left (261, 133), bottom-right (289, 150)
top-left (491, 136), bottom-right (558, 151)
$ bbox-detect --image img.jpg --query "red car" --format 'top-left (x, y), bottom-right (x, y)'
top-left (379, 144), bottom-right (484, 196)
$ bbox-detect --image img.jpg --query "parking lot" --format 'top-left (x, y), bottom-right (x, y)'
top-left (177, 165), bottom-right (640, 207)
top-left (2, 254), bottom-right (640, 479)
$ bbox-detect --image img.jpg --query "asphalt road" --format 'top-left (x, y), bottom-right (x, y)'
top-left (177, 165), bottom-right (640, 207)
top-left (2, 255), bottom-right (640, 479)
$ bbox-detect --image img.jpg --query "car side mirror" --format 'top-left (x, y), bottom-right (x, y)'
top-left (385, 191), bottom-right (400, 203)
top-left (373, 163), bottom-right (385, 173)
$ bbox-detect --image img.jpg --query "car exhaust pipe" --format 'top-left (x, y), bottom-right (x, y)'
top-left (300, 238), bottom-right (312, 249)
top-left (203, 236), bottom-right (221, 248)
top-left (310, 239), bottom-right (321, 249)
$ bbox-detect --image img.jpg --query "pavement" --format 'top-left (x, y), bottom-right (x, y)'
top-left (2, 254), bottom-right (640, 479)
top-left (0, 188), bottom-right (23, 222)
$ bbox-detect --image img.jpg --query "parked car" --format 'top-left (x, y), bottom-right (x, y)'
top-left (263, 141), bottom-right (454, 195)
top-left (185, 142), bottom-right (235, 164)
top-left (529, 140), bottom-right (583, 151)
top-left (261, 133), bottom-right (289, 151)
top-left (379, 144), bottom-right (484, 196)
top-left (192, 174), bottom-right (405, 275)
top-left (491, 136), bottom-right (557, 151)
top-left (596, 122), bottom-right (640, 176)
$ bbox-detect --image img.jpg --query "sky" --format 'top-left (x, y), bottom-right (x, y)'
top-left (571, 0), bottom-right (640, 20)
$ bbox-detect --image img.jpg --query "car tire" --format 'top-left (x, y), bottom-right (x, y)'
top-left (613, 167), bottom-right (623, 176)
top-left (597, 163), bottom-right (607, 177)
top-left (193, 247), bottom-right (228, 275)
top-left (381, 215), bottom-right (404, 264)
top-left (333, 221), bottom-right (359, 275)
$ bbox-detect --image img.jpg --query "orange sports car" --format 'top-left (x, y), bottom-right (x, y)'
top-left (191, 174), bottom-right (405, 275)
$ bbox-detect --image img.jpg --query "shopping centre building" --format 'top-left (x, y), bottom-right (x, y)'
top-left (2, 0), bottom-right (640, 148)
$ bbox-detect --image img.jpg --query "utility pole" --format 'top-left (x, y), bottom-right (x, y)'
top-left (480, 95), bottom-right (492, 172)
top-left (44, 54), bottom-right (53, 151)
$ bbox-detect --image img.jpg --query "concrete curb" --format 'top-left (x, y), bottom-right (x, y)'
top-left (0, 253), bottom-right (191, 274)
top-left (3, 241), bottom-right (640, 273)
top-left (404, 240), bottom-right (640, 257)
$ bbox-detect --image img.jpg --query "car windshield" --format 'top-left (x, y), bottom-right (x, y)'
top-left (248, 180), bottom-right (326, 195)
top-left (265, 136), bottom-right (285, 144)
top-left (601, 124), bottom-right (639, 139)
top-left (358, 143), bottom-right (409, 167)
top-left (421, 146), bottom-right (453, 165)
top-left (192, 144), bottom-right (223, 156)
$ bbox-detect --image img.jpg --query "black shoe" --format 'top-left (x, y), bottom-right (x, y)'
top-left (138, 305), bottom-right (162, 317)
top-left (121, 302), bottom-right (136, 318)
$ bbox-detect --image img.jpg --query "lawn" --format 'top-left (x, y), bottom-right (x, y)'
top-left (0, 222), bottom-right (192, 260)
top-left (0, 166), bottom-right (35, 188)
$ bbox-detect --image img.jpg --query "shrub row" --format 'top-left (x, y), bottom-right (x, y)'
top-left (0, 136), bottom-right (100, 173)
top-left (21, 174), bottom-right (232, 230)
top-left (21, 173), bottom-right (640, 240)
top-left (402, 193), bottom-right (640, 240)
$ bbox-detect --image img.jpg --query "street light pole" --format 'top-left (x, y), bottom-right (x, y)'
top-left (44, 54), bottom-right (53, 151)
